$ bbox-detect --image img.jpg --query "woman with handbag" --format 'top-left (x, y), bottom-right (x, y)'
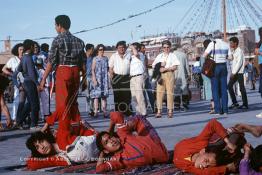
top-left (202, 37), bottom-right (229, 115)
top-left (200, 39), bottom-right (215, 114)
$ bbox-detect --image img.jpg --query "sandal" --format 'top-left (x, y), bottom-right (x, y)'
top-left (6, 120), bottom-right (14, 129)
top-left (168, 111), bottom-right (173, 118)
top-left (0, 123), bottom-right (4, 131)
top-left (155, 112), bottom-right (162, 118)
top-left (209, 108), bottom-right (215, 114)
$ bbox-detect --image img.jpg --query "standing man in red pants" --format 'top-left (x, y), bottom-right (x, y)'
top-left (40, 15), bottom-right (86, 123)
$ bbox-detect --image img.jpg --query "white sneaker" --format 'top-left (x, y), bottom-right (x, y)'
top-left (30, 126), bottom-right (42, 131)
top-left (256, 112), bottom-right (262, 118)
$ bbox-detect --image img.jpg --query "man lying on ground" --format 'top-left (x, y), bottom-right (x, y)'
top-left (235, 123), bottom-right (262, 137)
top-left (26, 116), bottom-right (98, 170)
top-left (173, 119), bottom-right (246, 175)
top-left (95, 112), bottom-right (169, 173)
top-left (240, 143), bottom-right (262, 175)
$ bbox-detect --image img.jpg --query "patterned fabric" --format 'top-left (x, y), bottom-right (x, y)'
top-left (90, 56), bottom-right (109, 98)
top-left (9, 151), bottom-right (192, 174)
top-left (48, 31), bottom-right (85, 68)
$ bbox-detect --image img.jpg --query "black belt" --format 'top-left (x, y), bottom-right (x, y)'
top-left (130, 74), bottom-right (143, 78)
top-left (216, 62), bottom-right (226, 65)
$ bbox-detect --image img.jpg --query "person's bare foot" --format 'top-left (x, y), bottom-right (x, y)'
top-left (235, 123), bottom-right (262, 137)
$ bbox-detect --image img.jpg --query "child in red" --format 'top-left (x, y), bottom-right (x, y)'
top-left (173, 119), bottom-right (237, 175)
top-left (95, 112), bottom-right (169, 173)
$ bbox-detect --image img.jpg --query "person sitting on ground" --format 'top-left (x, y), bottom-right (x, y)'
top-left (26, 116), bottom-right (98, 170)
top-left (173, 119), bottom-right (245, 175)
top-left (235, 123), bottom-right (262, 137)
top-left (240, 143), bottom-right (262, 175)
top-left (95, 112), bottom-right (169, 173)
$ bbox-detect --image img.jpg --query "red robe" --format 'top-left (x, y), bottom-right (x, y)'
top-left (173, 119), bottom-right (228, 175)
top-left (96, 112), bottom-right (169, 173)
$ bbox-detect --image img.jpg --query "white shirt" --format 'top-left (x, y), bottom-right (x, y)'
top-left (130, 53), bottom-right (145, 76)
top-left (5, 56), bottom-right (20, 72)
top-left (109, 52), bottom-right (131, 75)
top-left (204, 39), bottom-right (229, 63)
top-left (230, 47), bottom-right (245, 74)
top-left (152, 52), bottom-right (180, 68)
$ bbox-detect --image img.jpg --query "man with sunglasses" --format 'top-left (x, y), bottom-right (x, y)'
top-left (152, 40), bottom-right (180, 118)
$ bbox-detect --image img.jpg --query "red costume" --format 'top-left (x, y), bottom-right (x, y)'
top-left (96, 112), bottom-right (169, 173)
top-left (173, 119), bottom-right (228, 175)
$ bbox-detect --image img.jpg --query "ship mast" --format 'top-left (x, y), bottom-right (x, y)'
top-left (222, 0), bottom-right (227, 41)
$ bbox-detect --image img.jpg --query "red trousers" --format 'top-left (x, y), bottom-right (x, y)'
top-left (47, 66), bottom-right (81, 125)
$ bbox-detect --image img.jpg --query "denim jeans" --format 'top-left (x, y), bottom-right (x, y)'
top-left (16, 89), bottom-right (26, 124)
top-left (211, 63), bottom-right (228, 113)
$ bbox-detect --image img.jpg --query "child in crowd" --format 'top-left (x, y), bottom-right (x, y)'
top-left (36, 58), bottom-right (50, 120)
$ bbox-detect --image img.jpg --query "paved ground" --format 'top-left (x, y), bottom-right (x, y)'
top-left (0, 88), bottom-right (261, 175)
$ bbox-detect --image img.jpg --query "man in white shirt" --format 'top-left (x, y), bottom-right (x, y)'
top-left (109, 41), bottom-right (132, 116)
top-left (152, 40), bottom-right (180, 118)
top-left (2, 43), bottom-right (23, 121)
top-left (228, 37), bottom-right (248, 109)
top-left (129, 42), bottom-right (147, 116)
top-left (203, 37), bottom-right (229, 115)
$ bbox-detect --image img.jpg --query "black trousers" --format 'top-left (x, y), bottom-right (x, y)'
top-left (228, 73), bottom-right (248, 106)
top-left (112, 74), bottom-right (132, 116)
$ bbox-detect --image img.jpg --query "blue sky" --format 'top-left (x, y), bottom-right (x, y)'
top-left (0, 0), bottom-right (261, 51)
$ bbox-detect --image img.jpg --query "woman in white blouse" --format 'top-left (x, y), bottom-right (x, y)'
top-left (152, 40), bottom-right (180, 118)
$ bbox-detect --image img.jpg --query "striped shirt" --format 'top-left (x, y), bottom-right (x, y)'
top-left (48, 31), bottom-right (85, 68)
top-left (204, 39), bottom-right (229, 63)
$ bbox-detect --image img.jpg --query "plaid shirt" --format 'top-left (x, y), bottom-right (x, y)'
top-left (48, 31), bottom-right (85, 68)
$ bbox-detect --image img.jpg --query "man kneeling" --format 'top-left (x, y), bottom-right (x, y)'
top-left (95, 112), bottom-right (169, 173)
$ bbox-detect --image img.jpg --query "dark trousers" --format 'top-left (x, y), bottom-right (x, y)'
top-left (112, 74), bottom-right (132, 116)
top-left (228, 73), bottom-right (248, 106)
top-left (18, 80), bottom-right (39, 127)
top-left (174, 95), bottom-right (189, 107)
top-left (144, 77), bottom-right (155, 112)
top-left (211, 63), bottom-right (228, 113)
top-left (16, 90), bottom-right (28, 124)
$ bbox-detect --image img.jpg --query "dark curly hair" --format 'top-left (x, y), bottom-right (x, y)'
top-left (11, 43), bottom-right (23, 56)
top-left (250, 145), bottom-right (262, 172)
top-left (26, 131), bottom-right (56, 158)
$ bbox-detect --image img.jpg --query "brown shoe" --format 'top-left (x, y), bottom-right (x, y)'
top-left (6, 120), bottom-right (14, 129)
top-left (155, 113), bottom-right (162, 118)
top-left (168, 112), bottom-right (173, 118)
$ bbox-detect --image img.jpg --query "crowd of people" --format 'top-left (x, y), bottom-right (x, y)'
top-left (0, 14), bottom-right (262, 174)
